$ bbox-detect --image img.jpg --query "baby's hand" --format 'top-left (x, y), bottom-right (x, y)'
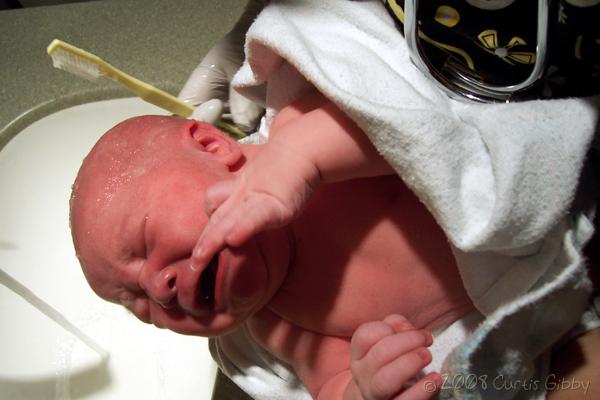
top-left (191, 137), bottom-right (321, 270)
top-left (347, 315), bottom-right (441, 400)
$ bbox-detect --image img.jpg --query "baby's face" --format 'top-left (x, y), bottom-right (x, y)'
top-left (71, 116), bottom-right (289, 336)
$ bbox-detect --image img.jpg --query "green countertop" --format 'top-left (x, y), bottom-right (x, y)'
top-left (0, 0), bottom-right (247, 148)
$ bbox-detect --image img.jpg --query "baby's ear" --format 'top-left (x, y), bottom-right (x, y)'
top-left (188, 121), bottom-right (243, 168)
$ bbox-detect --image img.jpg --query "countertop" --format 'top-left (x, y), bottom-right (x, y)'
top-left (0, 0), bottom-right (247, 148)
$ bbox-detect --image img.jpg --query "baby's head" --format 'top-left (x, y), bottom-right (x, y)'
top-left (70, 115), bottom-right (289, 336)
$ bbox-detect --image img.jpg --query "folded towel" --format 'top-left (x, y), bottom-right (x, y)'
top-left (231, 0), bottom-right (598, 398)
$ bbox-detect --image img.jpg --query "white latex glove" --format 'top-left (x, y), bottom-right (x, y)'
top-left (179, 0), bottom-right (267, 132)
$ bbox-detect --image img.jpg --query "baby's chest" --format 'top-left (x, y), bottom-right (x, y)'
top-left (276, 182), bottom-right (465, 335)
top-left (267, 226), bottom-right (466, 337)
top-left (268, 260), bottom-right (435, 337)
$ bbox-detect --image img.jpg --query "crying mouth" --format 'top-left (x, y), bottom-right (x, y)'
top-left (197, 254), bottom-right (218, 307)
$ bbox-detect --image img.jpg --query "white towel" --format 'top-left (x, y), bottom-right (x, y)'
top-left (230, 0), bottom-right (599, 398)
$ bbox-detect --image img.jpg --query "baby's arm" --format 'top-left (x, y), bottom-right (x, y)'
top-left (268, 90), bottom-right (395, 183)
top-left (192, 91), bottom-right (394, 267)
top-left (249, 310), bottom-right (440, 400)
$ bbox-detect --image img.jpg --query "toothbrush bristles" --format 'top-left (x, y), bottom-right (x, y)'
top-left (50, 47), bottom-right (104, 82)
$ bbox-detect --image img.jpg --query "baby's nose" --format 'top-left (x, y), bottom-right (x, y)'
top-left (144, 267), bottom-right (178, 307)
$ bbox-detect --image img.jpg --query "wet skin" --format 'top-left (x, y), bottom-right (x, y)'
top-left (71, 114), bottom-right (473, 397)
top-left (71, 115), bottom-right (472, 336)
top-left (71, 116), bottom-right (292, 336)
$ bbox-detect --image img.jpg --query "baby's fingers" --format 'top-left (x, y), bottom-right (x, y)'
top-left (192, 193), bottom-right (275, 270)
top-left (351, 315), bottom-right (416, 361)
top-left (351, 320), bottom-right (400, 361)
top-left (191, 203), bottom-right (239, 270)
top-left (394, 373), bottom-right (441, 400)
top-left (369, 347), bottom-right (432, 398)
top-left (352, 329), bottom-right (433, 390)
top-left (206, 195), bottom-right (289, 250)
top-left (204, 179), bottom-right (236, 216)
top-left (191, 229), bottom-right (224, 272)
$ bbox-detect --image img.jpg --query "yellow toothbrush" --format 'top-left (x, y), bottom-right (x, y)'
top-left (47, 39), bottom-right (194, 117)
top-left (47, 39), bottom-right (246, 138)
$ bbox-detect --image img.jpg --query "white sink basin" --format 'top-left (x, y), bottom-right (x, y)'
top-left (0, 98), bottom-right (216, 400)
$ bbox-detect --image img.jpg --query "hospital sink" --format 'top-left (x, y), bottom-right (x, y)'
top-left (0, 98), bottom-right (216, 400)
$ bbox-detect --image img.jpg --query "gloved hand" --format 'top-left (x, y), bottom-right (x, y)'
top-left (179, 0), bottom-right (267, 132)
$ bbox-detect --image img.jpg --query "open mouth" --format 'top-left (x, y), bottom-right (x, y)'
top-left (197, 253), bottom-right (219, 307)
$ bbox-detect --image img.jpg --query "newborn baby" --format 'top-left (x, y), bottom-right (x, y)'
top-left (70, 92), bottom-right (474, 399)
